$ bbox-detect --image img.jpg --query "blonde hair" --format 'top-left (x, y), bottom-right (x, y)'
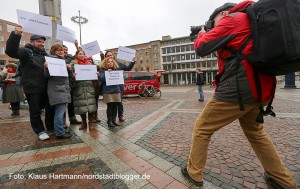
top-left (100, 57), bottom-right (119, 69)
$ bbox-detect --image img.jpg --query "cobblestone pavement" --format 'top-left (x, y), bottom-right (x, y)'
top-left (0, 84), bottom-right (299, 189)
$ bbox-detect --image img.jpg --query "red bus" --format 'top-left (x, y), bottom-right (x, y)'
top-left (123, 71), bottom-right (162, 96)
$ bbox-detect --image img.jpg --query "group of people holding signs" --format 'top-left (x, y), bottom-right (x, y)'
top-left (4, 9), bottom-right (136, 140)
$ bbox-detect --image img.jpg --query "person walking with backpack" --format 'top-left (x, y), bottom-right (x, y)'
top-left (5, 26), bottom-right (54, 141)
top-left (0, 63), bottom-right (25, 116)
top-left (181, 1), bottom-right (297, 189)
top-left (195, 68), bottom-right (205, 102)
top-left (44, 44), bottom-right (72, 139)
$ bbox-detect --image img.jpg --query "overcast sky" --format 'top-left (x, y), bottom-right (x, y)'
top-left (1, 0), bottom-right (242, 56)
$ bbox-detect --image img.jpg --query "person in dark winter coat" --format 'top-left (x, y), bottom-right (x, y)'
top-left (44, 44), bottom-right (72, 139)
top-left (99, 57), bottom-right (122, 127)
top-left (0, 63), bottom-right (25, 116)
top-left (71, 49), bottom-right (97, 131)
top-left (100, 50), bottom-right (136, 122)
top-left (195, 68), bottom-right (205, 102)
top-left (62, 44), bottom-right (82, 125)
top-left (5, 25), bottom-right (54, 141)
top-left (181, 2), bottom-right (297, 189)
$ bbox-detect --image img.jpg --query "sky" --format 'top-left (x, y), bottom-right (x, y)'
top-left (1, 0), bottom-right (243, 56)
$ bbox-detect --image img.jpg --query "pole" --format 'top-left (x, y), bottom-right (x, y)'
top-left (78, 10), bottom-right (82, 46)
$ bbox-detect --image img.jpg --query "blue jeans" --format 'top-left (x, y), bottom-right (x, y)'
top-left (197, 85), bottom-right (204, 100)
top-left (54, 103), bottom-right (66, 136)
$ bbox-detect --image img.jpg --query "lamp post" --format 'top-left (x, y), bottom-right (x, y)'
top-left (71, 10), bottom-right (88, 46)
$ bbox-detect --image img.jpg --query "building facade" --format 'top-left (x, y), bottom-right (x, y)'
top-left (106, 40), bottom-right (162, 72)
top-left (160, 35), bottom-right (218, 85)
top-left (0, 19), bottom-right (31, 69)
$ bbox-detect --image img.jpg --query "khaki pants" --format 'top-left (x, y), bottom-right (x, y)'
top-left (187, 98), bottom-right (297, 189)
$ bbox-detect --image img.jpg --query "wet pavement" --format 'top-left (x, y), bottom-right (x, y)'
top-left (0, 84), bottom-right (299, 189)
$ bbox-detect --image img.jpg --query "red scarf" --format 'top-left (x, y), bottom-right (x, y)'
top-left (75, 58), bottom-right (89, 65)
top-left (7, 69), bottom-right (16, 85)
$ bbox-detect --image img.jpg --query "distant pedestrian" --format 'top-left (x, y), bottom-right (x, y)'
top-left (195, 68), bottom-right (205, 102)
top-left (5, 25), bottom-right (54, 141)
top-left (0, 63), bottom-right (25, 116)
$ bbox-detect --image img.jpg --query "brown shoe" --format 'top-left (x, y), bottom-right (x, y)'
top-left (119, 116), bottom-right (125, 122)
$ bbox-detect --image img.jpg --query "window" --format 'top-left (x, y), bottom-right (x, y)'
top-left (145, 51), bottom-right (149, 56)
top-left (186, 54), bottom-right (190, 60)
top-left (172, 64), bottom-right (176, 70)
top-left (146, 67), bottom-right (150, 71)
top-left (186, 63), bottom-right (190, 68)
top-left (163, 56), bottom-right (167, 62)
top-left (191, 54), bottom-right (195, 59)
top-left (167, 56), bottom-right (171, 62)
top-left (139, 52), bottom-right (143, 57)
top-left (124, 73), bottom-right (129, 81)
top-left (20, 40), bottom-right (25, 45)
top-left (163, 65), bottom-right (168, 70)
top-left (190, 45), bottom-right (194, 51)
top-left (153, 53), bottom-right (158, 58)
top-left (7, 24), bottom-right (15, 33)
top-left (0, 23), bottom-right (2, 30)
top-left (186, 45), bottom-right (190, 51)
top-left (153, 45), bottom-right (158, 50)
top-left (171, 47), bottom-right (175, 53)
top-left (162, 48), bottom-right (166, 54)
top-left (146, 59), bottom-right (150, 63)
top-left (181, 63), bottom-right (186, 69)
top-left (176, 55), bottom-right (180, 61)
top-left (0, 36), bottom-right (4, 41)
top-left (147, 44), bottom-right (151, 48)
top-left (154, 61), bottom-right (158, 66)
top-left (181, 55), bottom-right (185, 60)
top-left (140, 60), bottom-right (143, 64)
top-left (131, 73), bottom-right (155, 80)
top-left (176, 46), bottom-right (180, 53)
top-left (0, 46), bottom-right (5, 54)
top-left (166, 47), bottom-right (171, 54)
top-left (181, 46), bottom-right (185, 52)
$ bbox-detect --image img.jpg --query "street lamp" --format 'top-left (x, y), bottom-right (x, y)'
top-left (71, 10), bottom-right (88, 46)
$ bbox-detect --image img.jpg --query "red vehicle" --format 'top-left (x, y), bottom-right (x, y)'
top-left (123, 71), bottom-right (163, 98)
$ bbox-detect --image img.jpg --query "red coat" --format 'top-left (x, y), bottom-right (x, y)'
top-left (194, 1), bottom-right (275, 103)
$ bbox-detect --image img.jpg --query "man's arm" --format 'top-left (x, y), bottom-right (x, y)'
top-left (194, 16), bottom-right (236, 57)
top-left (5, 26), bottom-right (29, 60)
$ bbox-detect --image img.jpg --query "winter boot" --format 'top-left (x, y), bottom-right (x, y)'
top-left (79, 114), bottom-right (87, 130)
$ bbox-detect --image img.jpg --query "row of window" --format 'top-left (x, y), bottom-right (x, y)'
top-left (162, 53), bottom-right (216, 62)
top-left (139, 59), bottom-right (159, 66)
top-left (162, 60), bottom-right (217, 70)
top-left (139, 52), bottom-right (158, 58)
top-left (162, 45), bottom-right (194, 54)
top-left (162, 39), bottom-right (191, 46)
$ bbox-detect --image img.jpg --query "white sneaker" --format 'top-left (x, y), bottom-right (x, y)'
top-left (38, 133), bottom-right (50, 140)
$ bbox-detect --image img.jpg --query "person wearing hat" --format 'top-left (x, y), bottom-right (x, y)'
top-left (0, 63), bottom-right (25, 116)
top-left (181, 1), bottom-right (297, 189)
top-left (5, 25), bottom-right (54, 141)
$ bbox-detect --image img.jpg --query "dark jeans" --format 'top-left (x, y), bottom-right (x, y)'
top-left (10, 102), bottom-right (20, 111)
top-left (25, 93), bottom-right (54, 134)
top-left (67, 91), bottom-right (75, 118)
top-left (117, 92), bottom-right (124, 117)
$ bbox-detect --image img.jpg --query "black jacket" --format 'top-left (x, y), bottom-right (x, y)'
top-left (5, 32), bottom-right (48, 93)
top-left (196, 72), bottom-right (205, 85)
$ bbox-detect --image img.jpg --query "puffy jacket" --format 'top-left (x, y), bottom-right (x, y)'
top-left (194, 1), bottom-right (275, 103)
top-left (99, 69), bottom-right (121, 94)
top-left (44, 55), bottom-right (72, 106)
top-left (5, 32), bottom-right (48, 94)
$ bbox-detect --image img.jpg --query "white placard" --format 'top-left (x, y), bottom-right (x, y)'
top-left (45, 57), bottom-right (68, 77)
top-left (17, 9), bottom-right (52, 37)
top-left (56, 24), bottom-right (76, 43)
top-left (105, 71), bottom-right (124, 86)
top-left (74, 64), bottom-right (98, 81)
top-left (117, 46), bottom-right (136, 62)
top-left (81, 41), bottom-right (101, 57)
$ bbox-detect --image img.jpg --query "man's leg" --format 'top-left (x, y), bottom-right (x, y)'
top-left (197, 85), bottom-right (204, 101)
top-left (68, 91), bottom-right (81, 124)
top-left (239, 108), bottom-right (297, 189)
top-left (43, 93), bottom-right (55, 132)
top-left (187, 98), bottom-right (255, 181)
top-left (25, 93), bottom-right (46, 134)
